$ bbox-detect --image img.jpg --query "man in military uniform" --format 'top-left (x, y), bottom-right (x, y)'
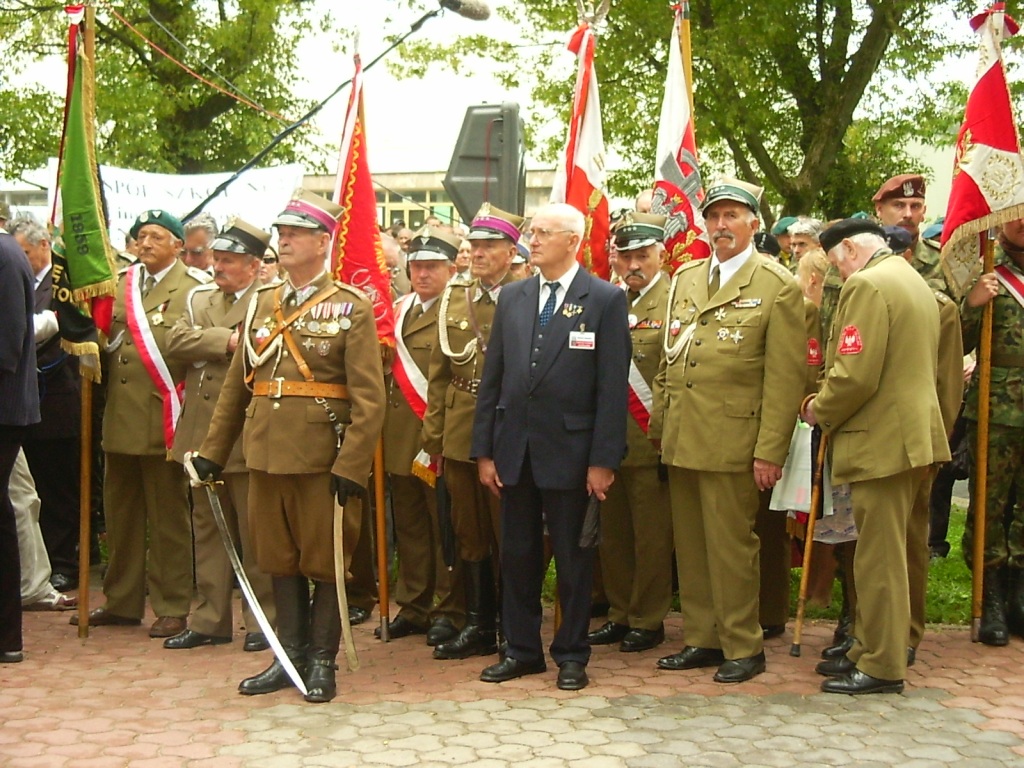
top-left (804, 219), bottom-right (948, 694)
top-left (960, 217), bottom-right (1024, 644)
top-left (873, 173), bottom-right (946, 294)
top-left (193, 190), bottom-right (385, 703)
top-left (423, 203), bottom-right (522, 661)
top-left (72, 210), bottom-right (211, 637)
top-left (588, 212), bottom-right (673, 654)
top-left (651, 179), bottom-right (805, 683)
top-left (164, 218), bottom-right (275, 652)
top-left (380, 226), bottom-right (463, 645)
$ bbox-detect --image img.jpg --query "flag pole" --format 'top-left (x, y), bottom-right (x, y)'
top-left (677, 2), bottom-right (695, 129)
top-left (971, 231), bottom-right (996, 642)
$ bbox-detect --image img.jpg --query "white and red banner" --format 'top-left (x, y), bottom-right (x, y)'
top-left (650, 5), bottom-right (710, 271)
top-left (626, 361), bottom-right (653, 433)
top-left (941, 2), bottom-right (1024, 297)
top-left (391, 295), bottom-right (429, 420)
top-left (550, 23), bottom-right (610, 280)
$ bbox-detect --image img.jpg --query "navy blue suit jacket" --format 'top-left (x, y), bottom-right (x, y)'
top-left (0, 233), bottom-right (40, 429)
top-left (471, 268), bottom-right (630, 490)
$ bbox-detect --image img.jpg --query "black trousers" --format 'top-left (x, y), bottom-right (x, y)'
top-left (23, 436), bottom-right (81, 576)
top-left (0, 428), bottom-right (26, 653)
top-left (500, 453), bottom-right (593, 666)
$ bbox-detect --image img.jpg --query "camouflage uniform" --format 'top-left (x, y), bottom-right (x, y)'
top-left (962, 247), bottom-right (1024, 569)
top-left (911, 238), bottom-right (949, 296)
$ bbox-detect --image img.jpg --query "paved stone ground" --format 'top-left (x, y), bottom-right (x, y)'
top-left (3, 586), bottom-right (1024, 767)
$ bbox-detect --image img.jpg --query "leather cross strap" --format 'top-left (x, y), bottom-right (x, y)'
top-left (273, 283), bottom-right (343, 382)
top-left (252, 380), bottom-right (349, 399)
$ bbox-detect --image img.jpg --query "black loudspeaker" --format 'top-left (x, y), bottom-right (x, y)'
top-left (443, 102), bottom-right (526, 222)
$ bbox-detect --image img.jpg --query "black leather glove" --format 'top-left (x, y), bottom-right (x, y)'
top-left (331, 474), bottom-right (364, 506)
top-left (191, 455), bottom-right (223, 482)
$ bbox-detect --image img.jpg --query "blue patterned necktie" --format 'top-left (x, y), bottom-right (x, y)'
top-left (539, 281), bottom-right (559, 327)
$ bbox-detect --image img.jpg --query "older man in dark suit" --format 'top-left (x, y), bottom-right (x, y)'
top-left (472, 202), bottom-right (631, 691)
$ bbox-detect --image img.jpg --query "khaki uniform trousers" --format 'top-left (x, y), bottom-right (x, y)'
top-left (346, 497), bottom-right (379, 614)
top-left (756, 489), bottom-right (791, 628)
top-left (189, 471), bottom-right (276, 637)
top-left (845, 468), bottom-right (926, 681)
top-left (390, 473), bottom-right (464, 626)
top-left (669, 467), bottom-right (762, 660)
top-left (248, 470), bottom-right (363, 584)
top-left (445, 458), bottom-right (500, 562)
top-left (103, 453), bottom-right (192, 619)
top-left (599, 465), bottom-right (672, 630)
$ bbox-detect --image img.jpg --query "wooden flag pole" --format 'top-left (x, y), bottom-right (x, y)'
top-left (971, 231), bottom-right (996, 642)
top-left (678, 2), bottom-right (696, 130)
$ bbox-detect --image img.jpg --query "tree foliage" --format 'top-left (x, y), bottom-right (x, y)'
top-left (0, 0), bottom-right (339, 177)
top-left (395, 0), bottom-right (987, 219)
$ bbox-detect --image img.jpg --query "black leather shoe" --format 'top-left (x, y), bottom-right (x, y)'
top-left (588, 621), bottom-right (629, 645)
top-left (821, 634), bottom-right (855, 660)
top-left (815, 655), bottom-right (855, 677)
top-left (50, 572), bottom-right (78, 593)
top-left (426, 617), bottom-right (458, 647)
top-left (557, 661), bottom-right (589, 691)
top-left (714, 651), bottom-right (766, 683)
top-left (656, 646), bottom-right (725, 671)
top-left (480, 656), bottom-right (547, 683)
top-left (163, 629), bottom-right (231, 649)
top-left (762, 624), bottom-right (786, 640)
top-left (303, 658), bottom-right (338, 703)
top-left (374, 615), bottom-right (427, 640)
top-left (238, 658), bottom-right (307, 695)
top-left (348, 606), bottom-right (371, 626)
top-left (620, 625), bottom-right (665, 653)
top-left (0, 651), bottom-right (23, 663)
top-left (821, 668), bottom-right (904, 695)
top-left (243, 632), bottom-right (270, 652)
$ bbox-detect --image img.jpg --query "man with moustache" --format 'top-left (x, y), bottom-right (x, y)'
top-left (380, 226), bottom-right (463, 644)
top-left (872, 174), bottom-right (946, 293)
top-left (588, 212), bottom-right (673, 653)
top-left (181, 213), bottom-right (218, 273)
top-left (423, 203), bottom-right (522, 661)
top-left (651, 179), bottom-right (805, 683)
top-left (164, 218), bottom-right (276, 652)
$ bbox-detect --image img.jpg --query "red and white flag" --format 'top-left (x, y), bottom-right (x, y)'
top-left (941, 2), bottom-right (1024, 297)
top-left (650, 5), bottom-right (710, 271)
top-left (332, 54), bottom-right (396, 347)
top-left (550, 23), bottom-right (610, 279)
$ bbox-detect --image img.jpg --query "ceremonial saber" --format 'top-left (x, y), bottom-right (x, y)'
top-left (791, 428), bottom-right (827, 658)
top-left (334, 499), bottom-right (360, 670)
top-left (183, 454), bottom-right (308, 695)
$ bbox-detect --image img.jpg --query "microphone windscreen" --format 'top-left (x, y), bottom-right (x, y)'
top-left (440, 0), bottom-right (491, 21)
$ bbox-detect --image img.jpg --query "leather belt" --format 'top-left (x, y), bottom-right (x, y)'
top-left (450, 375), bottom-right (481, 395)
top-left (991, 354), bottom-right (1024, 369)
top-left (253, 379), bottom-right (349, 400)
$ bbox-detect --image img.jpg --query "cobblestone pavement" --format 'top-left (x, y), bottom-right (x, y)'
top-left (3, 588), bottom-right (1024, 767)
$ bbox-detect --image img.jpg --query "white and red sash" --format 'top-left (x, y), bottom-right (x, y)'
top-left (124, 264), bottom-right (183, 450)
top-left (391, 294), bottom-right (429, 420)
top-left (627, 360), bottom-right (653, 434)
top-left (995, 263), bottom-right (1024, 310)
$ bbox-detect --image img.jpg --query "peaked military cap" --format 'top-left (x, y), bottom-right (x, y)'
top-left (701, 177), bottom-right (763, 214)
top-left (130, 209), bottom-right (185, 242)
top-left (467, 202), bottom-right (524, 242)
top-left (274, 188), bottom-right (344, 232)
top-left (407, 225), bottom-right (461, 261)
top-left (873, 174), bottom-right (926, 203)
top-left (209, 216), bottom-right (271, 257)
top-left (513, 240), bottom-right (530, 264)
top-left (613, 211), bottom-right (667, 251)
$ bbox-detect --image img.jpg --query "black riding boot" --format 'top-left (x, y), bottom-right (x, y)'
top-left (980, 566), bottom-right (1010, 647)
top-left (305, 580), bottom-right (342, 703)
top-left (239, 576), bottom-right (309, 695)
top-left (433, 557), bottom-right (497, 660)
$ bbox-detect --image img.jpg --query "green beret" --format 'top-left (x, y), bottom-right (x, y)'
top-left (130, 209), bottom-right (185, 242)
top-left (771, 216), bottom-right (797, 237)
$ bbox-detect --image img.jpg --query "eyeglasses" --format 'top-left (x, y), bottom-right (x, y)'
top-left (262, 256), bottom-right (278, 264)
top-left (184, 247), bottom-right (208, 256)
top-left (528, 228), bottom-right (571, 240)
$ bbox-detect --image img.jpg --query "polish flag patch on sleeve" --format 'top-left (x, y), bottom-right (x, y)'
top-left (807, 338), bottom-right (822, 366)
top-left (838, 325), bottom-right (863, 355)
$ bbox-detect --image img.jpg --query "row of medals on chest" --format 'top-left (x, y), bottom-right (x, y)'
top-left (668, 304), bottom-right (748, 344)
top-left (252, 301), bottom-right (354, 357)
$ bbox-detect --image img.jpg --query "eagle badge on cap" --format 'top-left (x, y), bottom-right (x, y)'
top-left (140, 211), bottom-right (150, 223)
top-left (225, 215), bottom-right (238, 229)
top-left (902, 181), bottom-right (915, 196)
top-left (478, 202), bottom-right (491, 216)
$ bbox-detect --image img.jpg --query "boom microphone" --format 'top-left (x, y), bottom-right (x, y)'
top-left (439, 0), bottom-right (491, 21)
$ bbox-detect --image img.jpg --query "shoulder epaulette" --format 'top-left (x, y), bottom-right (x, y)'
top-left (334, 280), bottom-right (371, 303)
top-left (922, 238), bottom-right (941, 251)
top-left (117, 264), bottom-right (132, 277)
top-left (186, 266), bottom-right (213, 284)
top-left (760, 258), bottom-right (796, 282)
top-left (449, 276), bottom-right (475, 287)
top-left (935, 290), bottom-right (951, 305)
top-left (254, 282), bottom-right (277, 293)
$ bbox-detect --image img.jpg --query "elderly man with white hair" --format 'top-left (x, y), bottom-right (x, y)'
top-left (802, 218), bottom-right (948, 695)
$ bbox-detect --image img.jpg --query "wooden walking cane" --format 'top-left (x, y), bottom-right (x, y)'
top-left (374, 437), bottom-right (390, 641)
top-left (971, 231), bottom-right (996, 642)
top-left (791, 428), bottom-right (828, 657)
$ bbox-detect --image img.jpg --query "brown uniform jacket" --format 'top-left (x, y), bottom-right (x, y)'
top-left (383, 295), bottom-right (439, 476)
top-left (623, 274), bottom-right (668, 468)
top-left (423, 274), bottom-right (515, 462)
top-left (200, 272), bottom-right (385, 482)
top-left (650, 251), bottom-right (806, 471)
top-left (103, 260), bottom-right (211, 455)
top-left (166, 280), bottom-right (262, 472)
top-left (814, 252), bottom-right (950, 484)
